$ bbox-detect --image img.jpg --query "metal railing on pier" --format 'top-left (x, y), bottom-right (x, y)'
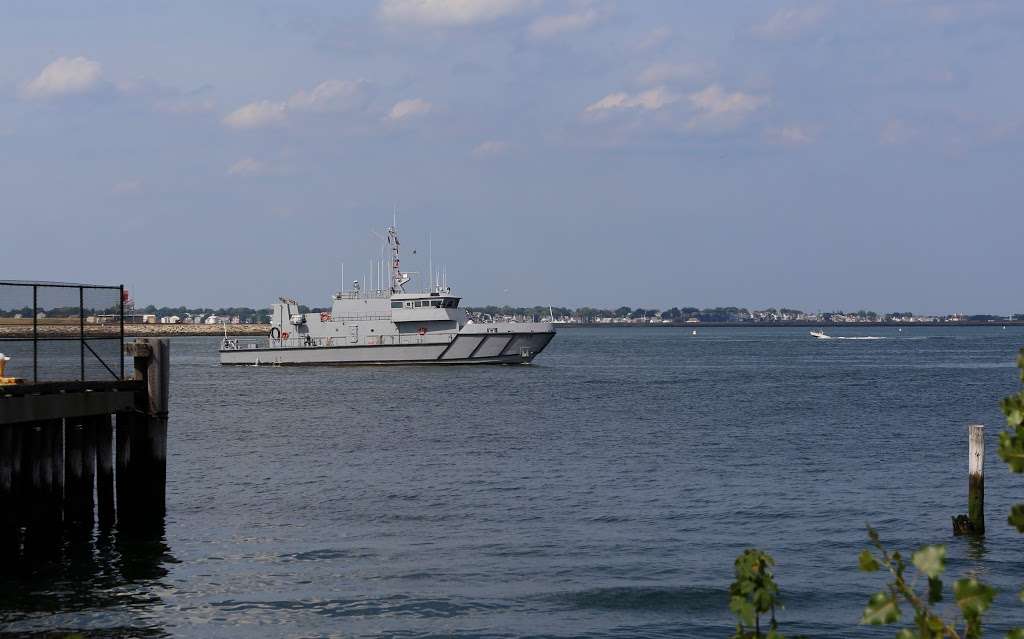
top-left (0, 280), bottom-right (125, 383)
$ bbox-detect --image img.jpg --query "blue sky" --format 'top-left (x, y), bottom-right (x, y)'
top-left (2, 1), bottom-right (1021, 314)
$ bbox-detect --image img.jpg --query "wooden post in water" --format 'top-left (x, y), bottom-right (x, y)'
top-left (118, 338), bottom-right (169, 532)
top-left (64, 419), bottom-right (96, 529)
top-left (145, 339), bottom-right (169, 524)
top-left (953, 424), bottom-right (985, 535)
top-left (23, 421), bottom-right (63, 552)
top-left (5, 423), bottom-right (24, 552)
top-left (968, 425), bottom-right (985, 533)
top-left (95, 414), bottom-right (115, 527)
top-left (0, 424), bottom-right (16, 550)
top-left (114, 410), bottom-right (135, 522)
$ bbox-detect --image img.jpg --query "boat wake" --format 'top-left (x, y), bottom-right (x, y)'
top-left (809, 331), bottom-right (885, 341)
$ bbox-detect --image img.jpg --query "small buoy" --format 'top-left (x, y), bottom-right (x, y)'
top-left (691, 330), bottom-right (697, 336)
top-left (898, 328), bottom-right (902, 332)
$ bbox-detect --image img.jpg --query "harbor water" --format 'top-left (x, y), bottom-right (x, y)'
top-left (3, 326), bottom-right (1024, 637)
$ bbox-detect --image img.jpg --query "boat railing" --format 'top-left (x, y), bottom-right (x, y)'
top-left (222, 333), bottom-right (454, 350)
top-left (332, 291), bottom-right (391, 300)
top-left (221, 338), bottom-right (261, 351)
top-left (323, 314), bottom-right (392, 322)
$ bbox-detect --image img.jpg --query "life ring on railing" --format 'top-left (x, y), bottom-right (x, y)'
top-left (417, 327), bottom-right (427, 336)
top-left (282, 331), bottom-right (289, 340)
top-left (269, 327), bottom-right (281, 339)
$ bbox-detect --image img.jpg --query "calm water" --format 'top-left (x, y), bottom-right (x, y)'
top-left (3, 326), bottom-right (1024, 637)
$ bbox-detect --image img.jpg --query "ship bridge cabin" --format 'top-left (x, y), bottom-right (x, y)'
top-left (390, 292), bottom-right (463, 333)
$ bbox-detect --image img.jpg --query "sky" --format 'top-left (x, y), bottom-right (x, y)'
top-left (2, 1), bottom-right (1022, 314)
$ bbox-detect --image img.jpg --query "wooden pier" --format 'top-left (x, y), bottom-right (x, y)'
top-left (0, 338), bottom-right (170, 555)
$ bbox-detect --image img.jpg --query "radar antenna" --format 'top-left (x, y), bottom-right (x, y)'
top-left (388, 225), bottom-right (411, 293)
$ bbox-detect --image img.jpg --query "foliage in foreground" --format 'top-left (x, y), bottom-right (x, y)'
top-left (729, 549), bottom-right (783, 638)
top-left (729, 348), bottom-right (1024, 637)
top-left (858, 527), bottom-right (997, 637)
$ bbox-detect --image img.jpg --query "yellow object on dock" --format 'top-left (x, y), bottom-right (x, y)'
top-left (0, 352), bottom-right (23, 384)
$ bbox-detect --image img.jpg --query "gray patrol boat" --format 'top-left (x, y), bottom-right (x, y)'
top-left (220, 226), bottom-right (555, 365)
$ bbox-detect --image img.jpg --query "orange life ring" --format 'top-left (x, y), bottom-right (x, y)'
top-left (282, 331), bottom-right (290, 340)
top-left (417, 327), bottom-right (427, 336)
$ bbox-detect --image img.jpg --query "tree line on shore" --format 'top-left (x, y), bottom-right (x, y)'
top-left (465, 305), bottom-right (1015, 323)
top-left (2, 303), bottom-right (1016, 324)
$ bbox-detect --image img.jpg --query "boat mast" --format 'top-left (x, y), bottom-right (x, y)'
top-left (388, 225), bottom-right (410, 293)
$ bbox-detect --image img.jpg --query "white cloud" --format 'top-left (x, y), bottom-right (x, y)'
top-left (751, 5), bottom-right (828, 40)
top-left (765, 124), bottom-right (818, 146)
top-left (686, 85), bottom-right (767, 131)
top-left (223, 80), bottom-right (369, 129)
top-left (637, 62), bottom-right (709, 87)
top-left (223, 100), bottom-right (287, 129)
top-left (286, 79), bottom-right (368, 113)
top-left (387, 98), bottom-right (433, 121)
top-left (582, 84), bottom-right (766, 137)
top-left (528, 9), bottom-right (598, 39)
top-left (227, 158), bottom-right (267, 176)
top-left (472, 140), bottom-right (512, 157)
top-left (584, 87), bottom-right (678, 115)
top-left (378, 0), bottom-right (533, 26)
top-left (20, 56), bottom-right (103, 100)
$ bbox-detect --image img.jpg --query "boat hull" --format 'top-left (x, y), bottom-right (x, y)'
top-left (219, 328), bottom-right (555, 366)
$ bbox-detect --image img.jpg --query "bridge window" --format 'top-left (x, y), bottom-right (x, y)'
top-left (431, 300), bottom-right (442, 308)
top-left (391, 301), bottom-right (403, 309)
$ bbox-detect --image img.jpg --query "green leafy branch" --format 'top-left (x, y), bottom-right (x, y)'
top-left (729, 549), bottom-right (783, 638)
top-left (858, 526), bottom-right (995, 638)
top-left (998, 348), bottom-right (1024, 534)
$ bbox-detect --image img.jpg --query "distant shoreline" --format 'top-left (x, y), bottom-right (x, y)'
top-left (555, 320), bottom-right (1024, 329)
top-left (0, 324), bottom-right (270, 338)
top-left (2, 320), bottom-right (1021, 340)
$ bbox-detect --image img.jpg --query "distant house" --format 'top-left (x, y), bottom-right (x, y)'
top-left (204, 315), bottom-right (221, 325)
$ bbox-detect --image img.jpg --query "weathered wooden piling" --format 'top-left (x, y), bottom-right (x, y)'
top-left (0, 424), bottom-right (17, 550)
top-left (953, 424), bottom-right (985, 536)
top-left (95, 414), bottom-right (115, 527)
top-left (64, 418), bottom-right (96, 529)
top-left (968, 425), bottom-right (985, 532)
top-left (21, 420), bottom-right (64, 554)
top-left (118, 338), bottom-right (169, 532)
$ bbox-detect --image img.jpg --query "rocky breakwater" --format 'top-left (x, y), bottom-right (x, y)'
top-left (0, 323), bottom-right (271, 338)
